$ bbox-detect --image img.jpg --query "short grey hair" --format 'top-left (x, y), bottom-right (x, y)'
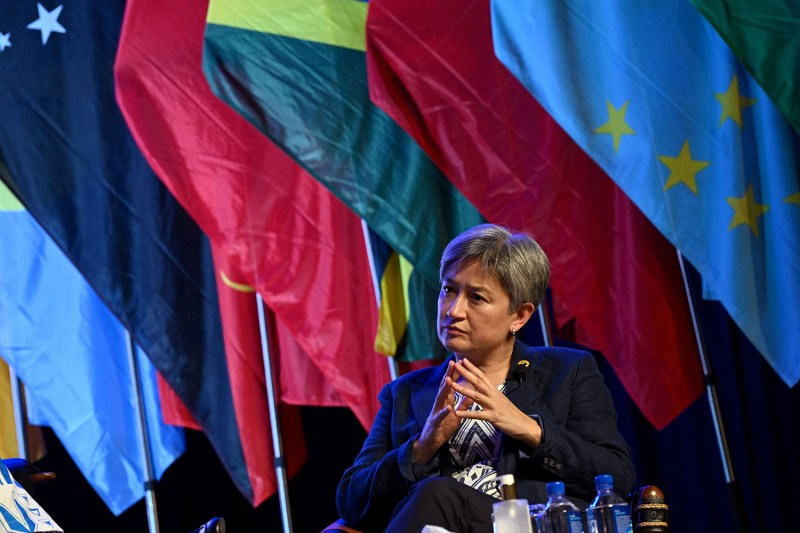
top-left (439, 224), bottom-right (550, 309)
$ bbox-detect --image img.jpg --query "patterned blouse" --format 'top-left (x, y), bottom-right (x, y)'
top-left (447, 384), bottom-right (506, 499)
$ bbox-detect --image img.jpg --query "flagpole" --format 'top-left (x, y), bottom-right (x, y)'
top-left (536, 299), bottom-right (554, 347)
top-left (256, 294), bottom-right (293, 532)
top-left (8, 367), bottom-right (28, 459)
top-left (124, 331), bottom-right (160, 533)
top-left (676, 250), bottom-right (745, 532)
top-left (361, 220), bottom-right (400, 381)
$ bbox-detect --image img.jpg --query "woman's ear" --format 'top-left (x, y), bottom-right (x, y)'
top-left (512, 302), bottom-right (536, 332)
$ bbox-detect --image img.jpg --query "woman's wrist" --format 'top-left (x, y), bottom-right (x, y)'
top-left (412, 438), bottom-right (437, 464)
top-left (513, 414), bottom-right (542, 448)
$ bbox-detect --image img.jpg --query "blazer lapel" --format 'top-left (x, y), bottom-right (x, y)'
top-left (500, 341), bottom-right (550, 475)
top-left (504, 342), bottom-right (551, 413)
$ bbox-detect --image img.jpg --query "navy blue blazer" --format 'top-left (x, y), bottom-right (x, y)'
top-left (336, 341), bottom-right (635, 531)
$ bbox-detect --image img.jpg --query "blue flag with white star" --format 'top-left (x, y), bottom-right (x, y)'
top-left (0, 0), bottom-right (255, 510)
top-left (491, 0), bottom-right (800, 386)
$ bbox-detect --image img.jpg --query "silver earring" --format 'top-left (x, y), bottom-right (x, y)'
top-left (511, 329), bottom-right (516, 337)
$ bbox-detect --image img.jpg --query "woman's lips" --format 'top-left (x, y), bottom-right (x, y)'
top-left (443, 324), bottom-right (466, 335)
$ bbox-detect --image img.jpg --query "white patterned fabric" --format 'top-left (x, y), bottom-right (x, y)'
top-left (0, 463), bottom-right (62, 532)
top-left (448, 384), bottom-right (506, 499)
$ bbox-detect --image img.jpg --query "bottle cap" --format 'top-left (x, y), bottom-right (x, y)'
top-left (594, 474), bottom-right (614, 487)
top-left (497, 474), bottom-right (517, 500)
top-left (497, 474), bottom-right (515, 487)
top-left (546, 481), bottom-right (565, 495)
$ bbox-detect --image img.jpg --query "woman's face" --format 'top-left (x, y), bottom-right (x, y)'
top-left (437, 259), bottom-right (519, 361)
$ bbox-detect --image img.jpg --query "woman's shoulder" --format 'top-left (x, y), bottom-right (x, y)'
top-left (517, 342), bottom-right (597, 368)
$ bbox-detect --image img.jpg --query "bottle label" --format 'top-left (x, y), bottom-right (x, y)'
top-left (545, 508), bottom-right (584, 533)
top-left (611, 507), bottom-right (631, 533)
top-left (587, 504), bottom-right (630, 533)
top-left (567, 511), bottom-right (583, 533)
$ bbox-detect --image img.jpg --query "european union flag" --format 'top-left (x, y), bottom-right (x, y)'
top-left (492, 0), bottom-right (800, 386)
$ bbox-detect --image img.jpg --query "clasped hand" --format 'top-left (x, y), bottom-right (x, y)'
top-left (412, 358), bottom-right (541, 464)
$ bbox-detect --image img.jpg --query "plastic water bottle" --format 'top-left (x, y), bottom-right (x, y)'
top-left (586, 474), bottom-right (632, 533)
top-left (543, 481), bottom-right (584, 533)
top-left (529, 503), bottom-right (546, 533)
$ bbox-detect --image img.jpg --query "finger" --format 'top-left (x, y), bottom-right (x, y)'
top-left (439, 361), bottom-right (456, 390)
top-left (444, 376), bottom-right (458, 395)
top-left (449, 379), bottom-right (476, 399)
top-left (454, 392), bottom-right (474, 412)
top-left (434, 373), bottom-right (456, 404)
top-left (455, 409), bottom-right (486, 420)
top-left (459, 358), bottom-right (492, 385)
top-left (450, 383), bottom-right (488, 412)
top-left (447, 359), bottom-right (459, 378)
top-left (431, 404), bottom-right (452, 425)
top-left (451, 360), bottom-right (479, 384)
top-left (452, 364), bottom-right (485, 393)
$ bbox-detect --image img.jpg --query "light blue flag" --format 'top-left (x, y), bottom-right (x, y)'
top-left (491, 0), bottom-right (800, 386)
top-left (0, 178), bottom-right (186, 515)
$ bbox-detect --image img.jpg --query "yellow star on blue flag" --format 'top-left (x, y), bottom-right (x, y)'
top-left (594, 100), bottom-right (636, 152)
top-left (726, 184), bottom-right (769, 236)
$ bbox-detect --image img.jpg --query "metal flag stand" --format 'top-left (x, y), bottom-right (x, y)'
top-left (676, 250), bottom-right (746, 533)
top-left (256, 294), bottom-right (293, 533)
top-left (124, 331), bottom-right (161, 533)
top-left (537, 297), bottom-right (554, 348)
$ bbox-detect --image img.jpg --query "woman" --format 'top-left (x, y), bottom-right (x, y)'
top-left (336, 224), bottom-right (634, 532)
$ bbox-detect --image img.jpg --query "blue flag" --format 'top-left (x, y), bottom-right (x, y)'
top-left (492, 0), bottom-right (800, 386)
top-left (0, 0), bottom-right (254, 503)
top-left (0, 179), bottom-right (185, 515)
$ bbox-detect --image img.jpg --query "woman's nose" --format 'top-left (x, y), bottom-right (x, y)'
top-left (447, 293), bottom-right (466, 317)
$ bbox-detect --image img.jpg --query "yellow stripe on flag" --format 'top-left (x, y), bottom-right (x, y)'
top-left (207, 0), bottom-right (367, 51)
top-left (0, 357), bottom-right (19, 457)
top-left (374, 252), bottom-right (413, 356)
top-left (0, 357), bottom-right (47, 461)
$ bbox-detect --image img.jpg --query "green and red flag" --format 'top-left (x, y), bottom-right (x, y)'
top-left (202, 0), bottom-right (486, 361)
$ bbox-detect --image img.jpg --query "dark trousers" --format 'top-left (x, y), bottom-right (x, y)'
top-left (386, 477), bottom-right (498, 533)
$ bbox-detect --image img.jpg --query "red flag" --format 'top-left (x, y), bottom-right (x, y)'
top-left (153, 251), bottom-right (312, 502)
top-left (157, 375), bottom-right (200, 430)
top-left (211, 250), bottom-right (308, 501)
top-left (366, 0), bottom-right (703, 429)
top-left (115, 0), bottom-right (391, 504)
